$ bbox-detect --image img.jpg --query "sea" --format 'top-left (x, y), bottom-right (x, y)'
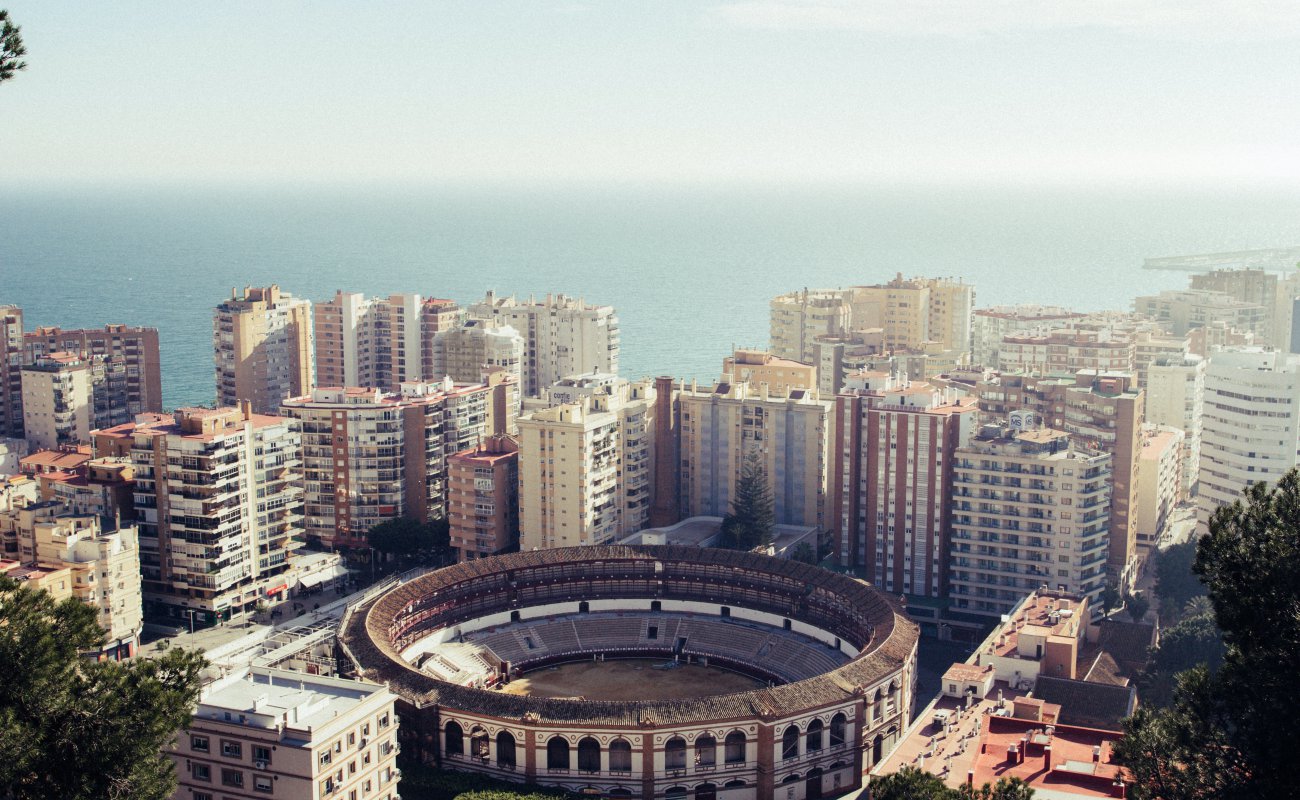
top-left (3, 182), bottom-right (1299, 410)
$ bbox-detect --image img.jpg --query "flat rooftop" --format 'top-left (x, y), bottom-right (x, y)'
top-left (195, 667), bottom-right (388, 734)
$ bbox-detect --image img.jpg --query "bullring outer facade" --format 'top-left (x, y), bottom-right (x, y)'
top-left (341, 546), bottom-right (919, 800)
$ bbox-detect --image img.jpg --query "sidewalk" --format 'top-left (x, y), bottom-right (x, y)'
top-left (138, 581), bottom-right (359, 660)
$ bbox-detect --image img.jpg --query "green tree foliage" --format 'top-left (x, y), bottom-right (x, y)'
top-left (869, 767), bottom-right (956, 800)
top-left (1136, 611), bottom-right (1224, 708)
top-left (872, 767), bottom-right (1035, 800)
top-left (1122, 590), bottom-right (1150, 623)
top-left (1099, 581), bottom-right (1121, 617)
top-left (1114, 471), bottom-right (1300, 798)
top-left (1152, 539), bottom-right (1205, 622)
top-left (0, 10), bottom-right (25, 84)
top-left (716, 451), bottom-right (775, 551)
top-left (0, 576), bottom-right (206, 799)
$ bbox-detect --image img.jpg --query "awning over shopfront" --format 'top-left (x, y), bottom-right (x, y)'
top-left (298, 564), bottom-right (350, 589)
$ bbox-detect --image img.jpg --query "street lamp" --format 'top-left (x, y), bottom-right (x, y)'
top-left (184, 608), bottom-right (198, 636)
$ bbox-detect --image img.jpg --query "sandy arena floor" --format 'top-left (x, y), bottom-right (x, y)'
top-left (499, 658), bottom-right (765, 701)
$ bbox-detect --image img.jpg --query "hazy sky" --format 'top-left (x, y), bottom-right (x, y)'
top-left (4, 1), bottom-right (1298, 186)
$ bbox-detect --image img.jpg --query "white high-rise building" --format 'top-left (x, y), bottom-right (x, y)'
top-left (469, 292), bottom-right (619, 397)
top-left (971, 305), bottom-right (1086, 368)
top-left (517, 380), bottom-right (654, 550)
top-left (116, 406), bottom-right (303, 624)
top-left (1145, 354), bottom-right (1205, 495)
top-left (1198, 348), bottom-right (1300, 530)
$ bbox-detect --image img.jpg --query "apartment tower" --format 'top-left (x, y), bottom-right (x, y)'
top-left (21, 352), bottom-right (93, 450)
top-left (517, 380), bottom-right (655, 550)
top-left (1197, 348), bottom-right (1300, 531)
top-left (831, 371), bottom-right (977, 597)
top-left (23, 324), bottom-right (163, 415)
top-left (469, 292), bottom-right (620, 397)
top-left (949, 416), bottom-right (1111, 620)
top-left (447, 434), bottom-right (520, 561)
top-left (677, 376), bottom-right (830, 530)
top-left (280, 378), bottom-right (512, 550)
top-left (124, 406), bottom-right (302, 623)
top-left (214, 285), bottom-right (315, 414)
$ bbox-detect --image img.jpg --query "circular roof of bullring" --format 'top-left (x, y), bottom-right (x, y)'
top-left (340, 545), bottom-right (918, 726)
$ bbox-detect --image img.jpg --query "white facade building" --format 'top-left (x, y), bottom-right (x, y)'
top-left (1198, 348), bottom-right (1300, 530)
top-left (469, 292), bottom-right (619, 397)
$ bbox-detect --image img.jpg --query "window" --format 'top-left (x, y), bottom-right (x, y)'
top-left (379, 712), bottom-right (390, 729)
top-left (254, 774), bottom-right (273, 793)
top-left (192, 763), bottom-right (211, 782)
top-left (497, 731), bottom-right (517, 769)
top-left (577, 737), bottom-right (601, 773)
top-left (806, 719), bottom-right (824, 752)
top-left (252, 745), bottom-right (271, 764)
top-left (319, 750), bottom-right (332, 767)
top-left (695, 734), bottom-right (716, 767)
top-left (830, 713), bottom-right (847, 747)
top-left (221, 740), bottom-right (242, 759)
top-left (609, 739), bottom-right (632, 773)
top-left (193, 793), bottom-right (213, 800)
top-left (221, 768), bottom-right (244, 788)
top-left (445, 721), bottom-right (464, 757)
top-left (547, 737), bottom-right (570, 771)
top-left (724, 731), bottom-right (746, 764)
top-left (665, 737), bottom-right (687, 770)
top-left (191, 735), bottom-right (210, 753)
top-left (782, 726), bottom-right (800, 760)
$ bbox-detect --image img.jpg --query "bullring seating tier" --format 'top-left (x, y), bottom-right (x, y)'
top-left (450, 611), bottom-right (850, 684)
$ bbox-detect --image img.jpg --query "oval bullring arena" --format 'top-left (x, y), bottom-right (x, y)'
top-left (340, 546), bottom-right (919, 800)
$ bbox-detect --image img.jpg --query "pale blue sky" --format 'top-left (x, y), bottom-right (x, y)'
top-left (3, 1), bottom-right (1298, 186)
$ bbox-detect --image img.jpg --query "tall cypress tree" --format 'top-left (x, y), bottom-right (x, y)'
top-left (725, 450), bottom-right (775, 550)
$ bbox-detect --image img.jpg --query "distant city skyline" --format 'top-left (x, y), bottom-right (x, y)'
top-left (3, 1), bottom-right (1298, 187)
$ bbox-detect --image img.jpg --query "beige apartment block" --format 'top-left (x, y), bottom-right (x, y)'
top-left (517, 380), bottom-right (655, 550)
top-left (1136, 425), bottom-right (1184, 551)
top-left (1133, 289), bottom-right (1268, 341)
top-left (1145, 354), bottom-right (1204, 495)
top-left (0, 499), bottom-right (143, 658)
top-left (281, 378), bottom-right (513, 550)
top-left (830, 371), bottom-right (978, 597)
top-left (1189, 267), bottom-right (1299, 349)
top-left (21, 351), bottom-right (92, 450)
top-left (24, 323), bottom-right (163, 416)
top-left (812, 331), bottom-right (887, 396)
top-left (771, 276), bottom-right (973, 367)
top-left (996, 328), bottom-right (1136, 376)
top-left (215, 285), bottom-right (315, 414)
top-left (447, 434), bottom-right (519, 561)
top-left (170, 668), bottom-right (399, 800)
top-left (769, 289), bottom-right (852, 364)
top-left (976, 370), bottom-right (1144, 588)
top-left (1197, 348), bottom-right (1300, 533)
top-left (722, 348), bottom-right (816, 398)
top-left (971, 305), bottom-right (1087, 368)
top-left (119, 405), bottom-right (302, 624)
top-left (469, 292), bottom-right (619, 398)
top-left (432, 317), bottom-right (525, 391)
top-left (677, 377), bottom-right (829, 530)
top-left (950, 418), bottom-right (1112, 620)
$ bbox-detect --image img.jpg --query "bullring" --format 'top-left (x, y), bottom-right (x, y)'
top-left (340, 545), bottom-right (919, 800)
